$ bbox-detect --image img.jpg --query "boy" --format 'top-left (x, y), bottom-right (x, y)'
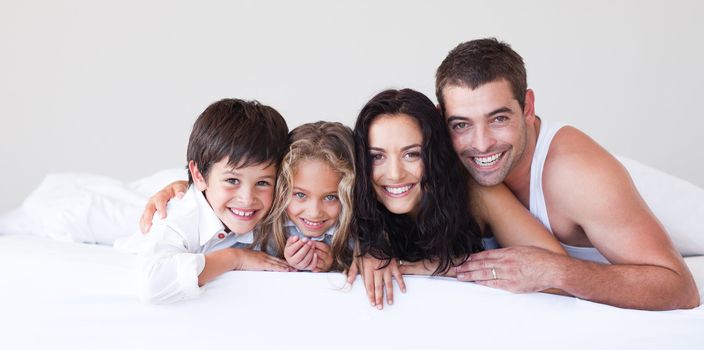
top-left (127, 98), bottom-right (291, 304)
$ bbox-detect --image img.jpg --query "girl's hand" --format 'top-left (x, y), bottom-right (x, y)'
top-left (139, 180), bottom-right (188, 233)
top-left (232, 249), bottom-right (293, 272)
top-left (311, 241), bottom-right (333, 272)
top-left (283, 236), bottom-right (317, 271)
top-left (355, 254), bottom-right (406, 310)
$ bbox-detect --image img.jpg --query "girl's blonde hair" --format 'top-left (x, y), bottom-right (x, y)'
top-left (257, 121), bottom-right (355, 270)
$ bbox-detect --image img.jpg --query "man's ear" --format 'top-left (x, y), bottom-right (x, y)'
top-left (188, 160), bottom-right (207, 191)
top-left (523, 89), bottom-right (536, 123)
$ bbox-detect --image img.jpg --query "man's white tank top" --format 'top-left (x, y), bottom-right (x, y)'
top-left (530, 121), bottom-right (609, 264)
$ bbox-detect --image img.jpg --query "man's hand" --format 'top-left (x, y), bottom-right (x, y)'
top-left (346, 254), bottom-right (406, 310)
top-left (139, 180), bottom-right (188, 233)
top-left (456, 246), bottom-right (565, 293)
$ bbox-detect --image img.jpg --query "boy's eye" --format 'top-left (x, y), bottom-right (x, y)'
top-left (293, 192), bottom-right (306, 199)
top-left (226, 178), bottom-right (240, 185)
top-left (256, 180), bottom-right (271, 186)
top-left (323, 194), bottom-right (339, 201)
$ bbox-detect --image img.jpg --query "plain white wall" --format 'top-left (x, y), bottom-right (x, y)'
top-left (1, 0), bottom-right (702, 213)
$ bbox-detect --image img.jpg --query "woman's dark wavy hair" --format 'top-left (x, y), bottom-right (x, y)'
top-left (352, 88), bottom-right (484, 275)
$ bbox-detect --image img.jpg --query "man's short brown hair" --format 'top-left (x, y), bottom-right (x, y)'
top-left (436, 38), bottom-right (527, 112)
top-left (186, 98), bottom-right (289, 185)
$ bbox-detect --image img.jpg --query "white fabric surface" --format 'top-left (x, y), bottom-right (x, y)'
top-left (0, 234), bottom-right (703, 350)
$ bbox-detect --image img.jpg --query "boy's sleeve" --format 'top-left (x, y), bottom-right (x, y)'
top-left (136, 224), bottom-right (207, 304)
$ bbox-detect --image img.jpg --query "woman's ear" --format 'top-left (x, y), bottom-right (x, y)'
top-left (188, 160), bottom-right (208, 191)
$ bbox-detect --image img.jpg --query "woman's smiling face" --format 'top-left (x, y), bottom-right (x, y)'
top-left (368, 113), bottom-right (424, 217)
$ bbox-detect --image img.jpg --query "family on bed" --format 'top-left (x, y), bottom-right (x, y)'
top-left (124, 38), bottom-right (699, 310)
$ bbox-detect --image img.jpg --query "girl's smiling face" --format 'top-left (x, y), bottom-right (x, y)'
top-left (286, 159), bottom-right (342, 238)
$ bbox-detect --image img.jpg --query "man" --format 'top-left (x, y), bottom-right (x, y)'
top-left (437, 38), bottom-right (698, 310)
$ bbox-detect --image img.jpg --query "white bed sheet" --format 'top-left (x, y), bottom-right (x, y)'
top-left (1, 234), bottom-right (702, 350)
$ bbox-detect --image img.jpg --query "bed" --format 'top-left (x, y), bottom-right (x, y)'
top-left (1, 157), bottom-right (704, 350)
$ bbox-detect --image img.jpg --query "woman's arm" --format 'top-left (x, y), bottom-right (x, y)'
top-left (139, 180), bottom-right (188, 233)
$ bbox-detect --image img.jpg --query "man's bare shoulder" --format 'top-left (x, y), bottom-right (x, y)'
top-left (542, 126), bottom-right (634, 208)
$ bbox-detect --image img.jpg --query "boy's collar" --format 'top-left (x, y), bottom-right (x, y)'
top-left (192, 186), bottom-right (254, 246)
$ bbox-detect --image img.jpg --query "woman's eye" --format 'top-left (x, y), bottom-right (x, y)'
top-left (293, 192), bottom-right (306, 199)
top-left (371, 153), bottom-right (384, 161)
top-left (403, 151), bottom-right (421, 160)
top-left (324, 194), bottom-right (339, 201)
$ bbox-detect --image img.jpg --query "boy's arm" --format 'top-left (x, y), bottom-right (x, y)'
top-left (138, 225), bottom-right (207, 304)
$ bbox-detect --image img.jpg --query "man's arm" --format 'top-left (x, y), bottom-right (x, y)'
top-left (540, 128), bottom-right (698, 310)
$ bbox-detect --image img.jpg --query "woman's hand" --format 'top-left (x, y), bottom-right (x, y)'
top-left (346, 254), bottom-right (406, 310)
top-left (139, 180), bottom-right (188, 233)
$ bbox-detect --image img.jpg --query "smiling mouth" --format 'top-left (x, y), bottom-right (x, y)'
top-left (383, 184), bottom-right (414, 196)
top-left (229, 208), bottom-right (257, 219)
top-left (300, 218), bottom-right (327, 229)
top-left (472, 152), bottom-right (505, 168)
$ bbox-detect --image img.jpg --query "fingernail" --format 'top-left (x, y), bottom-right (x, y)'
top-left (341, 283), bottom-right (352, 292)
top-left (402, 288), bottom-right (407, 293)
top-left (388, 300), bottom-right (393, 305)
top-left (376, 305), bottom-right (383, 310)
top-left (370, 301), bottom-right (375, 307)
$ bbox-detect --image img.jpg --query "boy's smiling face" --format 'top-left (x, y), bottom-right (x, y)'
top-left (190, 158), bottom-right (276, 234)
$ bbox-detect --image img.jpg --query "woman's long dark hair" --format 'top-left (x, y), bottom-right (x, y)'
top-left (352, 89), bottom-right (483, 275)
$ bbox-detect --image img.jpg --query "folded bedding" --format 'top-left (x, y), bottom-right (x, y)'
top-left (0, 234), bottom-right (702, 350)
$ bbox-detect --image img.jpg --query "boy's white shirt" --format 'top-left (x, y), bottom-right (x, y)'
top-left (115, 185), bottom-right (253, 304)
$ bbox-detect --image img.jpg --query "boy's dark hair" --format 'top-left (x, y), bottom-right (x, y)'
top-left (186, 98), bottom-right (289, 184)
top-left (436, 38), bottom-right (527, 112)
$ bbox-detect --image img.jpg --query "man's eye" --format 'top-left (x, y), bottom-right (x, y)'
top-left (494, 116), bottom-right (508, 123)
top-left (452, 122), bottom-right (468, 130)
top-left (293, 192), bottom-right (306, 199)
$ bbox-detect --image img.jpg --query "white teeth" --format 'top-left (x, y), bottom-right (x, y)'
top-left (384, 185), bottom-right (412, 195)
top-left (301, 218), bottom-right (324, 227)
top-left (473, 153), bottom-right (502, 167)
top-left (231, 209), bottom-right (255, 217)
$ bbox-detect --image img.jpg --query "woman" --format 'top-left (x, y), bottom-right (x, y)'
top-left (347, 88), bottom-right (565, 309)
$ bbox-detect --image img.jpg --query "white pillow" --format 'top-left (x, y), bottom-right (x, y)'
top-left (617, 155), bottom-right (704, 256)
top-left (0, 169), bottom-right (187, 245)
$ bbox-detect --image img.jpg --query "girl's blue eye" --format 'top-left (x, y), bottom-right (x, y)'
top-left (293, 192), bottom-right (306, 199)
top-left (226, 178), bottom-right (240, 185)
top-left (324, 194), bottom-right (339, 201)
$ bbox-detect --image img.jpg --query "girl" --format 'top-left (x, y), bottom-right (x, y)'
top-left (256, 121), bottom-right (355, 272)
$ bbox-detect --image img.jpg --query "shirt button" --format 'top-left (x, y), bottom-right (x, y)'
top-left (218, 233), bottom-right (225, 239)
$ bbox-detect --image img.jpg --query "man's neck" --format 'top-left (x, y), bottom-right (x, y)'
top-left (504, 117), bottom-right (541, 207)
